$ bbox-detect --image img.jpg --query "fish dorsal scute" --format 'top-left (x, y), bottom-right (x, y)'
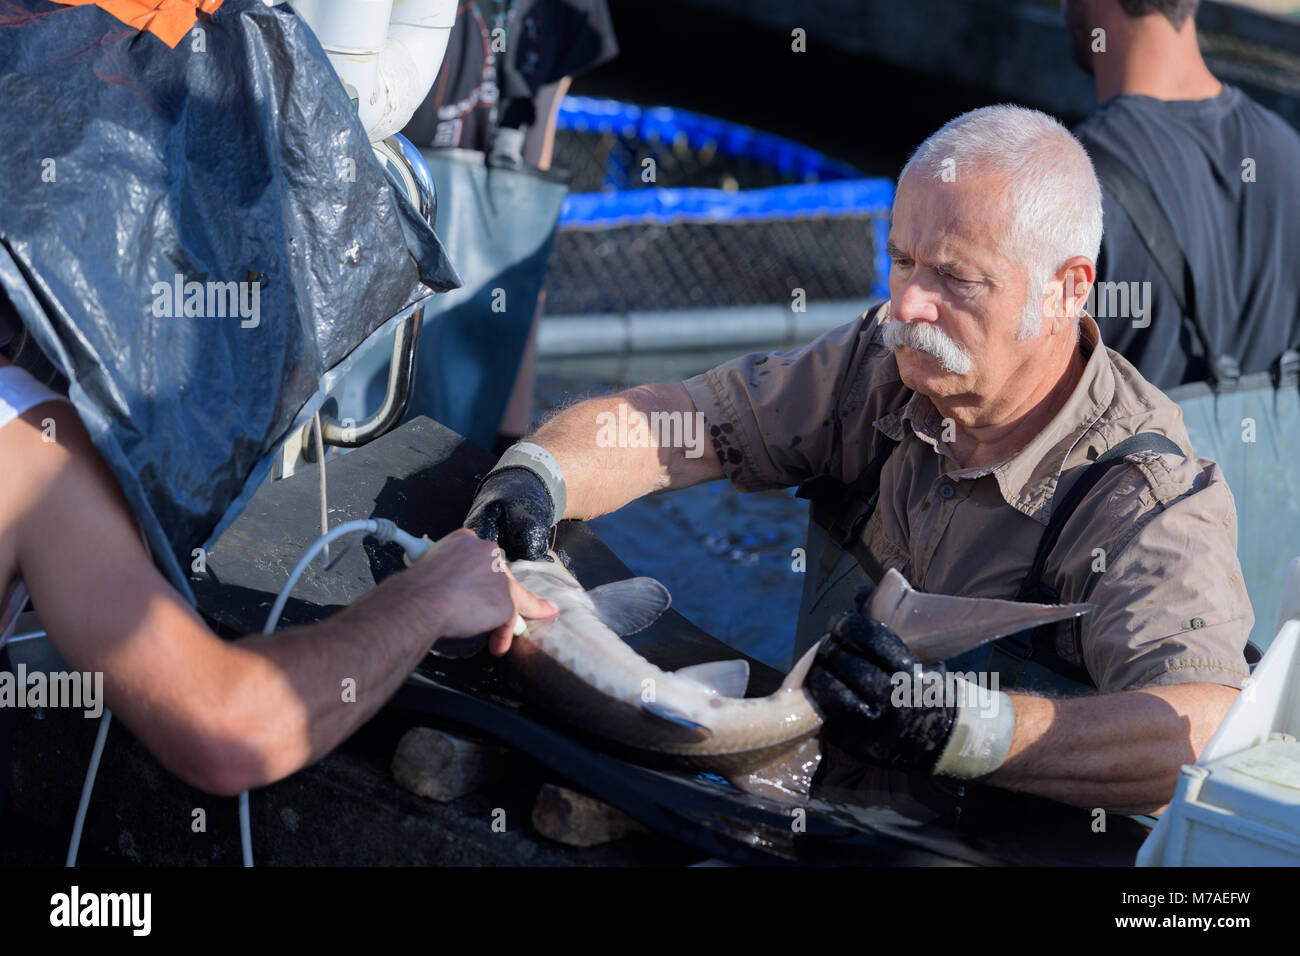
top-left (586, 578), bottom-right (671, 637)
top-left (675, 659), bottom-right (750, 698)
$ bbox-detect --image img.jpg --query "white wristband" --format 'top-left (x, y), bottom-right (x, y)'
top-left (489, 441), bottom-right (567, 523)
top-left (931, 677), bottom-right (1016, 780)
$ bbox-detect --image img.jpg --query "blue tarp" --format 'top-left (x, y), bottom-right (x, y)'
top-left (0, 0), bottom-right (459, 600)
top-left (557, 96), bottom-right (863, 183)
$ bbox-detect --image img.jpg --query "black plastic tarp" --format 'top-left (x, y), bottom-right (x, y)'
top-left (0, 0), bottom-right (460, 600)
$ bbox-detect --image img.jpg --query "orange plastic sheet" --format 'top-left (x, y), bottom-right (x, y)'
top-left (49, 0), bottom-right (224, 48)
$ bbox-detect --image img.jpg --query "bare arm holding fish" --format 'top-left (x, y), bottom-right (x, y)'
top-left (0, 390), bottom-right (557, 796)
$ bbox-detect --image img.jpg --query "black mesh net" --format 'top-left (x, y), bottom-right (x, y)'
top-left (551, 128), bottom-right (818, 193)
top-left (545, 218), bottom-right (880, 314)
top-left (546, 127), bottom-right (883, 314)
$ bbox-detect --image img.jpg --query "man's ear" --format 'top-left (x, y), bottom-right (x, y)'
top-left (1052, 256), bottom-right (1095, 332)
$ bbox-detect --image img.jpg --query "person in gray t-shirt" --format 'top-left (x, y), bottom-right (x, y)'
top-left (1065, 0), bottom-right (1300, 390)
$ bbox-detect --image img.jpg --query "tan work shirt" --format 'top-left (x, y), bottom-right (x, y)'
top-left (682, 302), bottom-right (1252, 692)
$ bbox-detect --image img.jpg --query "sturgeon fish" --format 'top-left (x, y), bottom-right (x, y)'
top-left (465, 559), bottom-right (1093, 800)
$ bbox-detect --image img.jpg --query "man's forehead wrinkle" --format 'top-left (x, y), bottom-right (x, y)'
top-left (890, 202), bottom-right (1005, 279)
top-left (898, 173), bottom-right (1007, 242)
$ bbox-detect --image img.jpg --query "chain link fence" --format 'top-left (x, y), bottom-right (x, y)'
top-left (543, 98), bottom-right (893, 317)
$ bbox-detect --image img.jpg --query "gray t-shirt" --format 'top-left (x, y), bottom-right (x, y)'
top-left (1074, 84), bottom-right (1300, 390)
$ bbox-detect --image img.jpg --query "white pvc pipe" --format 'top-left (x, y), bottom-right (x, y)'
top-left (293, 0), bottom-right (456, 143)
top-left (293, 0), bottom-right (392, 53)
top-left (371, 0), bottom-right (456, 142)
top-left (536, 301), bottom-right (877, 358)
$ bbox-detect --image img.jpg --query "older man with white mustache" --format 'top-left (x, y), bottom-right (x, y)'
top-left (464, 104), bottom-right (1252, 815)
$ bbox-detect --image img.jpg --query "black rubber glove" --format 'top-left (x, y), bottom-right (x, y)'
top-left (807, 611), bottom-right (958, 773)
top-left (463, 466), bottom-right (555, 561)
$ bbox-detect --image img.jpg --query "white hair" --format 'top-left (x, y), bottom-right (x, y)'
top-left (899, 105), bottom-right (1103, 338)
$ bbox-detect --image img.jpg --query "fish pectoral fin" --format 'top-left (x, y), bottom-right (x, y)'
top-left (675, 659), bottom-right (750, 698)
top-left (587, 577), bottom-right (671, 636)
top-left (641, 700), bottom-right (711, 739)
top-left (729, 738), bottom-right (822, 803)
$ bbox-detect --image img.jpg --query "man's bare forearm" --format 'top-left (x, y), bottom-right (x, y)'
top-left (9, 395), bottom-right (552, 797)
top-left (528, 382), bottom-right (722, 520)
top-left (175, 530), bottom-right (540, 794)
top-left (987, 682), bottom-right (1237, 814)
top-left (216, 563), bottom-right (452, 792)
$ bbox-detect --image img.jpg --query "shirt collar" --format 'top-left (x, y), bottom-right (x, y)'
top-left (873, 309), bottom-right (1115, 524)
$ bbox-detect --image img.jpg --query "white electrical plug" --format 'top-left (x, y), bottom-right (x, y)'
top-left (389, 524), bottom-right (525, 634)
top-left (397, 531), bottom-right (434, 566)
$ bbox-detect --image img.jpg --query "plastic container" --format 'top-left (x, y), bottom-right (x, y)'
top-left (1138, 617), bottom-right (1300, 865)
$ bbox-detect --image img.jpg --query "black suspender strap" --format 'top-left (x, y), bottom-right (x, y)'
top-left (1015, 432), bottom-right (1186, 603)
top-left (994, 432), bottom-right (1187, 687)
top-left (1084, 140), bottom-right (1239, 391)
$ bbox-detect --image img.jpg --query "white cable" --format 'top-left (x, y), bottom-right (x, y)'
top-left (66, 708), bottom-right (112, 867)
top-left (58, 517), bottom-right (431, 868)
top-left (261, 519), bottom-right (422, 638)
top-left (238, 789), bottom-right (252, 867)
top-left (244, 411), bottom-right (327, 866)
top-left (1, 587), bottom-right (95, 867)
top-left (238, 517), bottom-right (433, 866)
top-left (5, 629), bottom-right (46, 645)
top-left (313, 411), bottom-right (329, 565)
top-left (61, 515), bottom-right (434, 868)
top-left (238, 520), bottom-right (378, 867)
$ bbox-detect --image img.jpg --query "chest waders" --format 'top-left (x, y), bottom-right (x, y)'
top-left (793, 429), bottom-right (1185, 695)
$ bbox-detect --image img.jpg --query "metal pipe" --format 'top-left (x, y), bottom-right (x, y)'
top-left (389, 131), bottom-right (437, 224)
top-left (300, 132), bottom-right (436, 458)
top-left (536, 300), bottom-right (877, 357)
top-left (301, 304), bottom-right (423, 460)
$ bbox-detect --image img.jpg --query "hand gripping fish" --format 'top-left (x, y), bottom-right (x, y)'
top-left (484, 560), bottom-right (1092, 800)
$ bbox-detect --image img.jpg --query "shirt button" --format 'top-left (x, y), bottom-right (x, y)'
top-left (939, 484), bottom-right (956, 500)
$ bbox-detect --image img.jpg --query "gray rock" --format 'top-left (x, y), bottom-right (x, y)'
top-left (391, 727), bottom-right (511, 803)
top-left (531, 784), bottom-right (648, 847)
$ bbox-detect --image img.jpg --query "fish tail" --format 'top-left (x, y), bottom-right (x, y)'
top-left (777, 636), bottom-right (826, 694)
